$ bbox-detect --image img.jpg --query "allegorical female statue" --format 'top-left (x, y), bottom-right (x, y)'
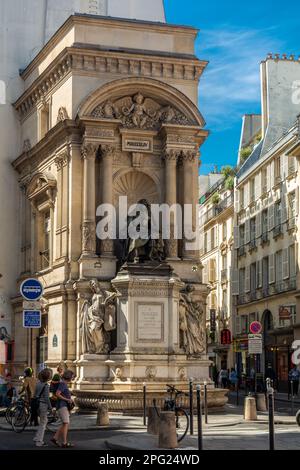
top-left (80, 280), bottom-right (118, 354)
top-left (179, 284), bottom-right (205, 356)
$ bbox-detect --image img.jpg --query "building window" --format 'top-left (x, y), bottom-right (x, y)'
top-left (211, 227), bottom-right (216, 250)
top-left (250, 262), bottom-right (257, 296)
top-left (239, 224), bottom-right (245, 246)
top-left (288, 156), bottom-right (296, 175)
top-left (209, 258), bottom-right (217, 283)
top-left (262, 209), bottom-right (268, 237)
top-left (239, 268), bottom-right (245, 295)
top-left (250, 217), bottom-right (256, 242)
top-left (289, 244), bottom-right (296, 279)
top-left (39, 102), bottom-right (50, 139)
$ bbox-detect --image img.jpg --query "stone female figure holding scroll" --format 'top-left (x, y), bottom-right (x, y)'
top-left (179, 285), bottom-right (205, 356)
top-left (80, 280), bottom-right (117, 355)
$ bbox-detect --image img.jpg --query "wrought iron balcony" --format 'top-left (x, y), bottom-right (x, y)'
top-left (261, 232), bottom-right (269, 244)
top-left (238, 245), bottom-right (246, 257)
top-left (273, 223), bottom-right (283, 238)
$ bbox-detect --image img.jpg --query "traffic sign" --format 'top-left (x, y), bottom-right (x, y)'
top-left (20, 279), bottom-right (43, 301)
top-left (248, 333), bottom-right (262, 354)
top-left (23, 310), bottom-right (41, 328)
top-left (249, 321), bottom-right (262, 334)
top-left (23, 301), bottom-right (41, 310)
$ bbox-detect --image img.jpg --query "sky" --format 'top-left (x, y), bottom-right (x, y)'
top-left (164, 0), bottom-right (300, 174)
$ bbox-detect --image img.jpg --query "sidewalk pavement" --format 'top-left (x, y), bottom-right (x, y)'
top-left (0, 403), bottom-right (296, 432)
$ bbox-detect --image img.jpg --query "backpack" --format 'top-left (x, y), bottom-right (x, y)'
top-left (30, 384), bottom-right (46, 420)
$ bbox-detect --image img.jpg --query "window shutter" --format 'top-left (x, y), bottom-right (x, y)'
top-left (266, 164), bottom-right (271, 191)
top-left (280, 155), bottom-right (284, 180)
top-left (283, 248), bottom-right (289, 279)
top-left (235, 315), bottom-right (241, 335)
top-left (233, 225), bottom-right (239, 249)
top-left (255, 174), bottom-right (261, 199)
top-left (244, 182), bottom-right (249, 207)
top-left (245, 265), bottom-right (250, 292)
top-left (235, 188), bottom-right (240, 212)
top-left (257, 260), bottom-right (262, 287)
top-left (215, 226), bottom-right (218, 248)
top-left (207, 230), bottom-right (211, 252)
top-left (231, 268), bottom-right (239, 295)
top-left (268, 204), bottom-right (275, 230)
top-left (270, 160), bottom-right (275, 188)
top-left (283, 154), bottom-right (289, 178)
top-left (269, 254), bottom-right (275, 284)
top-left (245, 219), bottom-right (250, 243)
top-left (256, 212), bottom-right (262, 238)
top-left (203, 262), bottom-right (208, 284)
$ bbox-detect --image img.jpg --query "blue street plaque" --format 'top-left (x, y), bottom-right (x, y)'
top-left (23, 310), bottom-right (41, 328)
top-left (20, 278), bottom-right (43, 301)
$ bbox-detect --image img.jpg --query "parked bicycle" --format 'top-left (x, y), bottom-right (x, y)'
top-left (153, 384), bottom-right (189, 442)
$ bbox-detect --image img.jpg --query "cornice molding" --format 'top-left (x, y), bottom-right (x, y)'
top-left (14, 46), bottom-right (206, 121)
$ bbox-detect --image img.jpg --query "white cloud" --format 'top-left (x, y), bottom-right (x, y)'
top-left (197, 26), bottom-right (283, 129)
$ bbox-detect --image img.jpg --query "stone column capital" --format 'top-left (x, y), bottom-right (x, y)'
top-left (180, 149), bottom-right (199, 163)
top-left (81, 143), bottom-right (98, 160)
top-left (100, 144), bottom-right (116, 159)
top-left (163, 148), bottom-right (181, 162)
top-left (55, 149), bottom-right (70, 169)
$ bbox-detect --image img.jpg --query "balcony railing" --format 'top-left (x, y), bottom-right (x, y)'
top-left (273, 223), bottom-right (283, 238)
top-left (261, 232), bottom-right (269, 244)
top-left (249, 239), bottom-right (256, 251)
top-left (39, 249), bottom-right (50, 270)
top-left (238, 245), bottom-right (246, 257)
top-left (203, 193), bottom-right (234, 224)
top-left (237, 294), bottom-right (247, 305)
top-left (250, 291), bottom-right (257, 301)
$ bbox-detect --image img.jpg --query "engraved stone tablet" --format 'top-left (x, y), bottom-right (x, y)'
top-left (136, 303), bottom-right (163, 341)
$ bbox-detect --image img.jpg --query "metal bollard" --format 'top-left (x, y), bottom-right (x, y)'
top-left (143, 383), bottom-right (147, 426)
top-left (196, 384), bottom-right (203, 451)
top-left (267, 382), bottom-right (275, 450)
top-left (189, 378), bottom-right (194, 435)
top-left (291, 380), bottom-right (294, 416)
top-left (236, 379), bottom-right (239, 406)
top-left (204, 382), bottom-right (208, 424)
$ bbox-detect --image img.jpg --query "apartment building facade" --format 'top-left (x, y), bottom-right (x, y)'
top-left (200, 176), bottom-right (234, 371)
top-left (232, 55), bottom-right (300, 390)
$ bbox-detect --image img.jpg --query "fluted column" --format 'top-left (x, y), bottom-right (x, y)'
top-left (164, 149), bottom-right (180, 259)
top-left (182, 149), bottom-right (198, 259)
top-left (101, 144), bottom-right (116, 256)
top-left (81, 143), bottom-right (97, 257)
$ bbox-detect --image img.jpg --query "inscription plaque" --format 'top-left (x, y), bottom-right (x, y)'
top-left (136, 303), bottom-right (163, 341)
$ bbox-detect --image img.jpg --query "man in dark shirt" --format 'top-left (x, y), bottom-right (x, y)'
top-left (50, 370), bottom-right (74, 448)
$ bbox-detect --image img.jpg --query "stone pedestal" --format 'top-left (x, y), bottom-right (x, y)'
top-left (147, 406), bottom-right (161, 435)
top-left (158, 411), bottom-right (178, 449)
top-left (244, 396), bottom-right (257, 421)
top-left (96, 402), bottom-right (110, 426)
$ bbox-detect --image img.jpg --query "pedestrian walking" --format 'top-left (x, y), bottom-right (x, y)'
top-left (33, 368), bottom-right (53, 447)
top-left (288, 366), bottom-right (300, 396)
top-left (51, 370), bottom-right (75, 448)
top-left (19, 367), bottom-right (38, 426)
top-left (229, 368), bottom-right (238, 391)
top-left (219, 368), bottom-right (228, 388)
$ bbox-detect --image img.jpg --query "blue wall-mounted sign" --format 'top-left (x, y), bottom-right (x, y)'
top-left (23, 310), bottom-right (41, 328)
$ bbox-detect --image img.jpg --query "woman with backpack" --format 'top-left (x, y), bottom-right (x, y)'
top-left (33, 368), bottom-right (53, 447)
top-left (51, 370), bottom-right (75, 448)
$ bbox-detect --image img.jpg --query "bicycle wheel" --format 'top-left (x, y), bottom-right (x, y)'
top-left (12, 407), bottom-right (29, 433)
top-left (5, 404), bottom-right (17, 425)
top-left (175, 407), bottom-right (189, 443)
